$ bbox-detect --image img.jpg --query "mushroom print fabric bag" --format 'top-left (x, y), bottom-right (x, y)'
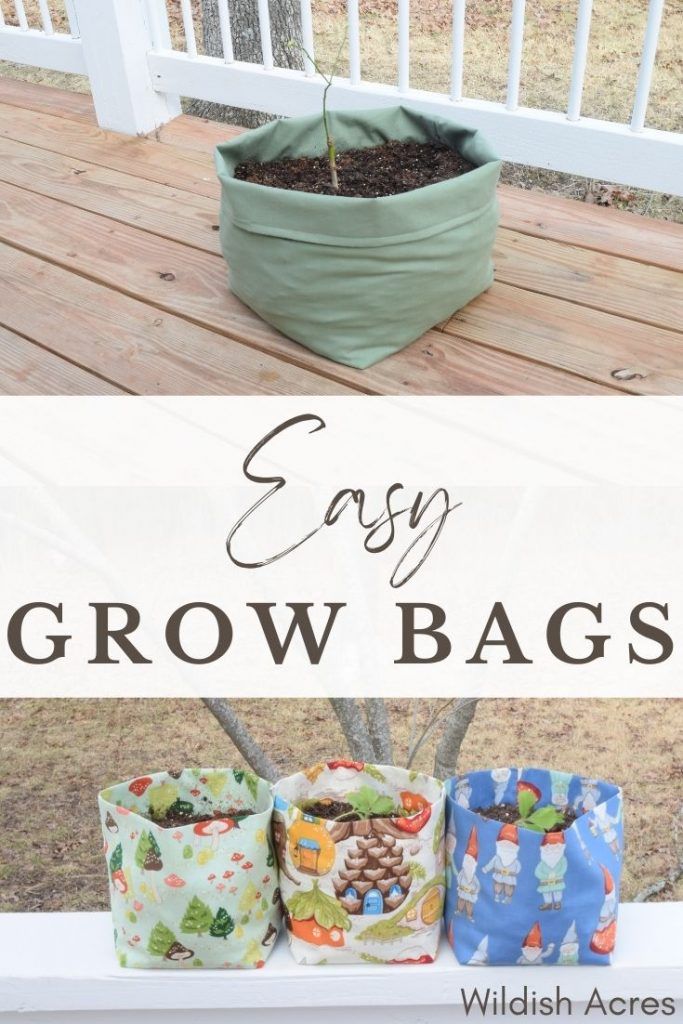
top-left (272, 761), bottom-right (446, 965)
top-left (444, 768), bottom-right (624, 966)
top-left (98, 768), bottom-right (281, 968)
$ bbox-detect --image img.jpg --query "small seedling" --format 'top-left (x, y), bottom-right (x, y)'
top-left (346, 786), bottom-right (399, 819)
top-left (290, 34), bottom-right (347, 192)
top-left (516, 788), bottom-right (565, 833)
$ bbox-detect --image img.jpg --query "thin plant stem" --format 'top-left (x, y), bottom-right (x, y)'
top-left (295, 31), bottom-right (347, 192)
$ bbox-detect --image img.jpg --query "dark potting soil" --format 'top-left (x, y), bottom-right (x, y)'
top-left (475, 803), bottom-right (578, 832)
top-left (148, 807), bottom-right (255, 829)
top-left (234, 140), bottom-right (476, 199)
top-left (300, 799), bottom-right (397, 822)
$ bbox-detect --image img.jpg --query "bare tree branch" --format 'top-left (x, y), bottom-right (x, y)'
top-left (328, 698), bottom-right (376, 761)
top-left (407, 697), bottom-right (456, 769)
top-left (633, 866), bottom-right (683, 903)
top-left (407, 699), bottom-right (418, 764)
top-left (365, 698), bottom-right (394, 764)
top-left (201, 698), bottom-right (279, 781)
top-left (433, 698), bottom-right (480, 780)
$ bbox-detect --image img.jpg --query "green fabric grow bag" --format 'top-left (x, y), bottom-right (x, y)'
top-left (215, 106), bottom-right (501, 369)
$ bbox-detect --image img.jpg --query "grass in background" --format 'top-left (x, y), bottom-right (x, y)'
top-left (1, 699), bottom-right (681, 912)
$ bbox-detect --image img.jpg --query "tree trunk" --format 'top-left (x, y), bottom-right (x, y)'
top-left (433, 698), bottom-right (480, 780)
top-left (328, 698), bottom-right (377, 762)
top-left (365, 698), bottom-right (394, 764)
top-left (188, 0), bottom-right (303, 127)
top-left (201, 698), bottom-right (279, 781)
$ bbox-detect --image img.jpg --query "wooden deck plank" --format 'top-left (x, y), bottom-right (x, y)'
top-left (445, 282), bottom-right (683, 396)
top-left (0, 78), bottom-right (95, 124)
top-left (157, 114), bottom-right (243, 152)
top-left (498, 185), bottom-right (683, 274)
top-left (4, 102), bottom-right (680, 338)
top-left (0, 83), bottom-right (678, 397)
top-left (0, 244), bottom-right (360, 396)
top-left (496, 228), bottom-right (683, 334)
top-left (0, 135), bottom-right (220, 254)
top-left (362, 331), bottom-right (621, 394)
top-left (0, 102), bottom-right (217, 198)
top-left (3, 114), bottom-right (680, 344)
top-left (0, 168), bottom-right (677, 397)
top-left (0, 324), bottom-right (123, 395)
top-left (0, 176), bottom-right (634, 395)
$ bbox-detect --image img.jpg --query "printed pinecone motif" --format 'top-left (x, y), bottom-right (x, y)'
top-left (332, 829), bottom-right (411, 915)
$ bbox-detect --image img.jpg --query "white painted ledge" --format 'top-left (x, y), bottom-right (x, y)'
top-left (1, 906), bottom-right (682, 1023)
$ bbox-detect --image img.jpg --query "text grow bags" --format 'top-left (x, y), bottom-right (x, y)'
top-left (98, 768), bottom-right (281, 968)
top-left (444, 768), bottom-right (624, 966)
top-left (215, 106), bottom-right (501, 369)
top-left (272, 760), bottom-right (446, 965)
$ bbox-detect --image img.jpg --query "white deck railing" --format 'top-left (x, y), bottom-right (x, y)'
top-left (0, 0), bottom-right (681, 194)
top-left (0, 0), bottom-right (83, 74)
top-left (1, 905), bottom-right (682, 1023)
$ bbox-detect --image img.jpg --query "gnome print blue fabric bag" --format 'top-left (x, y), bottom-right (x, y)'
top-left (444, 768), bottom-right (624, 966)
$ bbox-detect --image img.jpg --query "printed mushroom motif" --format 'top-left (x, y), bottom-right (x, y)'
top-left (325, 760), bottom-right (365, 781)
top-left (111, 869), bottom-right (128, 894)
top-left (128, 776), bottom-right (153, 797)
top-left (194, 817), bottom-right (238, 851)
top-left (517, 779), bottom-right (542, 802)
top-left (164, 874), bottom-right (186, 889)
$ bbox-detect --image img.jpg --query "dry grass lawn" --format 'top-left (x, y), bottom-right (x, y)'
top-left (0, 0), bottom-right (681, 219)
top-left (1, 699), bottom-right (681, 913)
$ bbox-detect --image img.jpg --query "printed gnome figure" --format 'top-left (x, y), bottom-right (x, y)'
top-left (590, 866), bottom-right (618, 955)
top-left (468, 935), bottom-right (489, 965)
top-left (454, 777), bottom-right (472, 809)
top-left (558, 921), bottom-right (580, 965)
top-left (535, 832), bottom-right (567, 911)
top-left (456, 827), bottom-right (480, 918)
top-left (491, 768), bottom-right (511, 805)
top-left (590, 803), bottom-right (621, 854)
top-left (574, 779), bottom-right (601, 813)
top-left (482, 823), bottom-right (521, 904)
top-left (550, 770), bottom-right (570, 810)
top-left (518, 921), bottom-right (555, 965)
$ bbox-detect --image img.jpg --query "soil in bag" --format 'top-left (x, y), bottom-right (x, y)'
top-left (144, 802), bottom-right (255, 829)
top-left (299, 799), bottom-right (409, 822)
top-left (474, 803), bottom-right (579, 832)
top-left (234, 140), bottom-right (475, 198)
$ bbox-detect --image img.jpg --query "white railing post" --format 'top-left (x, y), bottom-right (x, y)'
top-left (37, 0), bottom-right (54, 35)
top-left (348, 0), bottom-right (361, 85)
top-left (631, 0), bottom-right (665, 132)
top-left (14, 1), bottom-right (29, 32)
top-left (397, 0), bottom-right (410, 93)
top-left (63, 0), bottom-right (80, 37)
top-left (300, 0), bottom-right (315, 75)
top-left (567, 0), bottom-right (592, 121)
top-left (217, 0), bottom-right (234, 63)
top-left (72, 0), bottom-right (180, 136)
top-left (257, 0), bottom-right (274, 70)
top-left (506, 0), bottom-right (526, 111)
top-left (450, 0), bottom-right (466, 101)
top-left (179, 0), bottom-right (198, 58)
